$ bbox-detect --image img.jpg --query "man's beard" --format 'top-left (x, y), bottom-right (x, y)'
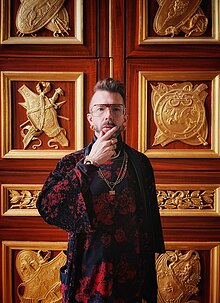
top-left (95, 120), bottom-right (124, 138)
top-left (110, 124), bottom-right (125, 138)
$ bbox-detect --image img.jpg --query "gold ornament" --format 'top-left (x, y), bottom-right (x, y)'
top-left (16, 0), bottom-right (70, 37)
top-left (157, 189), bottom-right (214, 210)
top-left (156, 250), bottom-right (201, 303)
top-left (151, 82), bottom-right (208, 147)
top-left (16, 250), bottom-right (66, 303)
top-left (19, 81), bottom-right (69, 150)
top-left (153, 0), bottom-right (208, 37)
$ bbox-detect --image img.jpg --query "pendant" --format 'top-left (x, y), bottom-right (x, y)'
top-left (109, 190), bottom-right (115, 196)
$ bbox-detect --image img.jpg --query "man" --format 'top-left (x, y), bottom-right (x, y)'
top-left (37, 78), bottom-right (165, 303)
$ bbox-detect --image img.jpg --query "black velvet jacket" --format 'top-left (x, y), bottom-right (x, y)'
top-left (37, 137), bottom-right (165, 303)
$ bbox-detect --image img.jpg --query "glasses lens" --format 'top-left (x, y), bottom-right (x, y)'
top-left (111, 105), bottom-right (124, 115)
top-left (92, 105), bottom-right (107, 117)
top-left (91, 104), bottom-right (124, 117)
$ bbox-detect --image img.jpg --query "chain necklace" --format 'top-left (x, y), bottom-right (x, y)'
top-left (98, 151), bottom-right (128, 196)
top-left (111, 149), bottom-right (121, 159)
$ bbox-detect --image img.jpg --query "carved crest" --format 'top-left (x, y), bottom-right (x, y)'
top-left (156, 250), bottom-right (201, 303)
top-left (19, 81), bottom-right (69, 150)
top-left (16, 250), bottom-right (66, 303)
top-left (151, 82), bottom-right (208, 147)
top-left (16, 0), bottom-right (70, 37)
top-left (153, 0), bottom-right (208, 37)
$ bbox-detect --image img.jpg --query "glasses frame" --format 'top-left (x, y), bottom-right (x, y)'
top-left (90, 104), bottom-right (126, 117)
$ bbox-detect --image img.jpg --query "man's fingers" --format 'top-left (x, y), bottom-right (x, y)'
top-left (101, 126), bottom-right (118, 140)
top-left (99, 130), bottom-right (105, 138)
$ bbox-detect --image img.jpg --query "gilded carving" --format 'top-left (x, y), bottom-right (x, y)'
top-left (16, 0), bottom-right (70, 37)
top-left (18, 81), bottom-right (69, 150)
top-left (16, 249), bottom-right (66, 303)
top-left (153, 0), bottom-right (208, 37)
top-left (9, 189), bottom-right (40, 209)
top-left (151, 82), bottom-right (208, 147)
top-left (157, 189), bottom-right (214, 210)
top-left (156, 250), bottom-right (201, 303)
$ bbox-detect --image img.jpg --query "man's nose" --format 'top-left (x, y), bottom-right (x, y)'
top-left (104, 106), bottom-right (113, 119)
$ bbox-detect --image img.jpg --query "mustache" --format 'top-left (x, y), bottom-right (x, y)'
top-left (102, 120), bottom-right (116, 127)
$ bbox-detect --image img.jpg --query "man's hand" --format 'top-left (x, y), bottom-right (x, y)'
top-left (88, 126), bottom-right (118, 165)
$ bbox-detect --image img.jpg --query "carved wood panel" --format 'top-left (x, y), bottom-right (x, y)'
top-left (0, 0), bottom-right (220, 302)
top-left (0, 0), bottom-right (97, 56)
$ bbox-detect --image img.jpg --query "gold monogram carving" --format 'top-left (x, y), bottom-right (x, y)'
top-left (16, 250), bottom-right (66, 303)
top-left (156, 250), bottom-right (201, 303)
top-left (16, 0), bottom-right (70, 37)
top-left (19, 81), bottom-right (69, 150)
top-left (157, 189), bottom-right (214, 210)
top-left (9, 189), bottom-right (40, 209)
top-left (151, 82), bottom-right (208, 147)
top-left (153, 0), bottom-right (208, 37)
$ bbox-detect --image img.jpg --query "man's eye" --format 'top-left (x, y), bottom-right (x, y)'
top-left (97, 106), bottom-right (105, 112)
top-left (112, 107), bottom-right (121, 112)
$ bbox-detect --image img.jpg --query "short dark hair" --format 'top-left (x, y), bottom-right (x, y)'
top-left (93, 78), bottom-right (126, 104)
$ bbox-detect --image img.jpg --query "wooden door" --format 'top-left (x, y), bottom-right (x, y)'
top-left (0, 1), bottom-right (219, 302)
top-left (125, 1), bottom-right (220, 302)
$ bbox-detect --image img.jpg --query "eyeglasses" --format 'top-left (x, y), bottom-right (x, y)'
top-left (90, 104), bottom-right (125, 117)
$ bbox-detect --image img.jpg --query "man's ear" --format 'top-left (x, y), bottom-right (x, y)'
top-left (121, 114), bottom-right (128, 131)
top-left (87, 113), bottom-right (92, 125)
top-left (124, 114), bottom-right (128, 123)
top-left (87, 113), bottom-right (95, 131)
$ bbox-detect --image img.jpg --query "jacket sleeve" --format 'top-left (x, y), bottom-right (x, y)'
top-left (36, 153), bottom-right (98, 233)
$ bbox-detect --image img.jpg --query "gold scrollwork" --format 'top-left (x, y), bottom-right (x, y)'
top-left (156, 250), bottom-right (201, 303)
top-left (19, 81), bottom-right (69, 150)
top-left (16, 249), bottom-right (66, 303)
top-left (153, 0), bottom-right (208, 37)
top-left (151, 82), bottom-right (208, 147)
top-left (16, 0), bottom-right (70, 37)
top-left (9, 189), bottom-right (40, 209)
top-left (157, 189), bottom-right (214, 210)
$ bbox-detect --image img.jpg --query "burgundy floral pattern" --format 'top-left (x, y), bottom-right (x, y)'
top-left (71, 155), bottom-right (145, 302)
top-left (75, 262), bottom-right (113, 302)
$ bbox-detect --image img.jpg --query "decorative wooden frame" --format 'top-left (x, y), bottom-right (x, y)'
top-left (138, 71), bottom-right (220, 158)
top-left (157, 184), bottom-right (220, 217)
top-left (1, 184), bottom-right (42, 216)
top-left (0, 0), bottom-right (83, 44)
top-left (139, 0), bottom-right (220, 44)
top-left (2, 241), bottom-right (67, 303)
top-left (162, 242), bottom-right (220, 303)
top-left (1, 71), bottom-right (84, 159)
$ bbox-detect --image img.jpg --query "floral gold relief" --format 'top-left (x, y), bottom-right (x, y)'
top-left (156, 184), bottom-right (220, 216)
top-left (1, 184), bottom-right (43, 216)
top-left (151, 82), bottom-right (208, 147)
top-left (156, 250), bottom-right (201, 303)
top-left (153, 0), bottom-right (208, 37)
top-left (19, 81), bottom-right (69, 150)
top-left (16, 0), bottom-right (70, 37)
top-left (9, 189), bottom-right (40, 209)
top-left (157, 189), bottom-right (214, 210)
top-left (16, 249), bottom-right (66, 303)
